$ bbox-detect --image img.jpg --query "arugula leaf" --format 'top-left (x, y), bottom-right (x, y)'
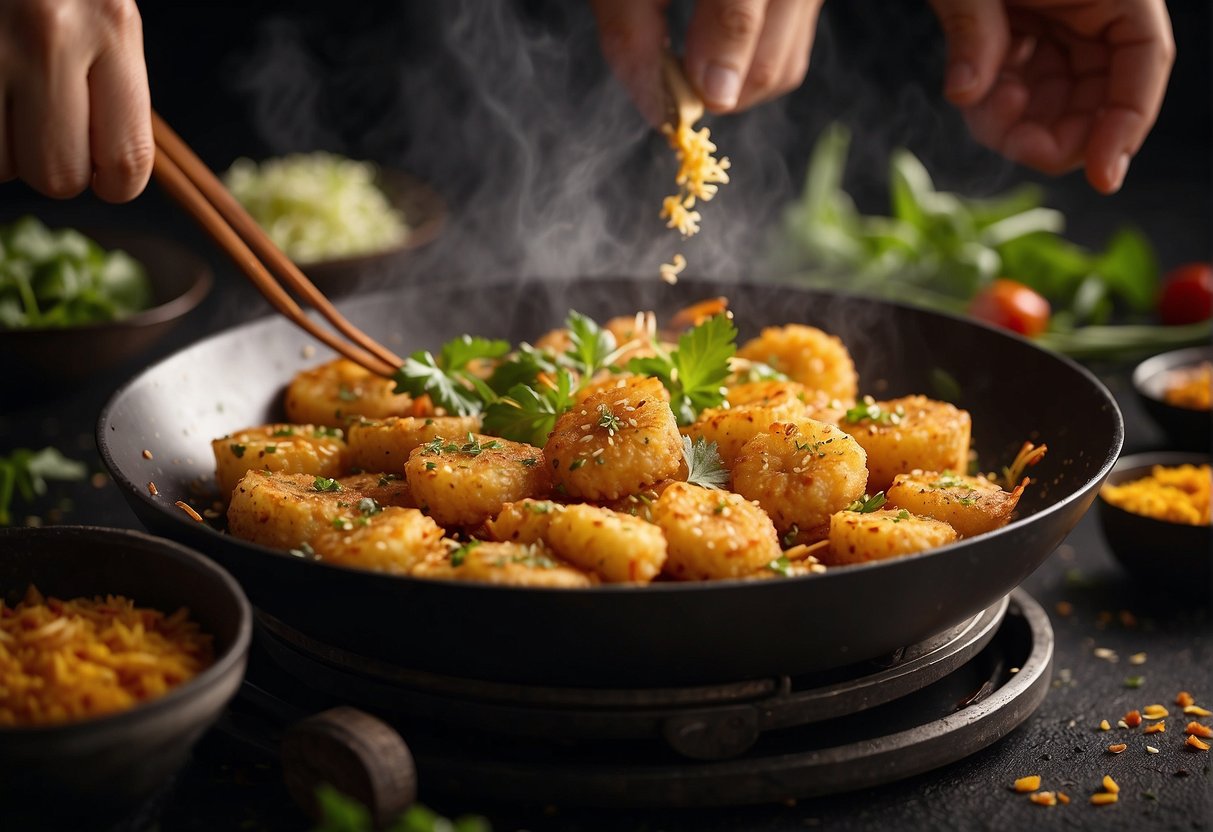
top-left (0, 447), bottom-right (87, 526)
top-left (564, 310), bottom-right (616, 377)
top-left (628, 314), bottom-right (736, 425)
top-left (681, 436), bottom-right (729, 490)
top-left (481, 369), bottom-right (576, 446)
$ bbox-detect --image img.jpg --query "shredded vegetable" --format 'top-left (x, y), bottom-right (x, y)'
top-left (224, 152), bottom-right (409, 264)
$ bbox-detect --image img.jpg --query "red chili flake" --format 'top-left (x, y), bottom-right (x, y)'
top-left (1124, 710), bottom-right (1142, 728)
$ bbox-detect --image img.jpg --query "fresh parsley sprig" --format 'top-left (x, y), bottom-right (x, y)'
top-left (627, 314), bottom-right (737, 425)
top-left (482, 368), bottom-right (576, 447)
top-left (393, 335), bottom-right (509, 416)
top-left (682, 436), bottom-right (729, 490)
top-left (0, 446), bottom-right (87, 526)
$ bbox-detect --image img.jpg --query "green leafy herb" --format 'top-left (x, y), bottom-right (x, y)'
top-left (229, 443), bottom-right (246, 458)
top-left (520, 457), bottom-right (538, 467)
top-left (568, 458), bottom-right (587, 471)
top-left (845, 492), bottom-right (888, 513)
top-left (844, 399), bottom-right (901, 426)
top-left (892, 509), bottom-right (910, 523)
top-left (272, 427), bottom-right (296, 437)
top-left (1124, 675), bottom-right (1145, 689)
top-left (331, 516), bottom-right (352, 530)
top-left (768, 555), bottom-right (792, 577)
top-left (377, 473), bottom-right (400, 486)
top-left (425, 461), bottom-right (437, 471)
top-left (565, 309), bottom-right (616, 377)
top-left (681, 436), bottom-right (729, 490)
top-left (596, 403), bottom-right (624, 434)
top-left (314, 426), bottom-right (344, 439)
top-left (450, 539), bottom-right (482, 567)
top-left (627, 314), bottom-right (736, 425)
top-left (931, 472), bottom-right (973, 490)
top-left (312, 476), bottom-right (342, 493)
top-left (0, 447), bottom-right (87, 526)
top-left (482, 368), bottom-right (576, 447)
top-left (264, 445), bottom-right (277, 454)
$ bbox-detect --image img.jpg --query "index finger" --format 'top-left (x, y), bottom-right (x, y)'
top-left (592, 0), bottom-right (671, 126)
top-left (1084, 1), bottom-right (1174, 193)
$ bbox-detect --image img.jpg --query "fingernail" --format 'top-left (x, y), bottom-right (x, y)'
top-left (702, 62), bottom-right (742, 109)
top-left (1108, 153), bottom-right (1130, 192)
top-left (946, 61), bottom-right (977, 95)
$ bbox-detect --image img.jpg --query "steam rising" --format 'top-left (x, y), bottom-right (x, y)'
top-left (228, 2), bottom-right (1012, 290)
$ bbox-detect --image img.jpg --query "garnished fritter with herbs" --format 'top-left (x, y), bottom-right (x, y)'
top-left (215, 297), bottom-right (1045, 586)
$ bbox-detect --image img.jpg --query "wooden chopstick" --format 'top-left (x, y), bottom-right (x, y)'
top-left (149, 111), bottom-right (403, 377)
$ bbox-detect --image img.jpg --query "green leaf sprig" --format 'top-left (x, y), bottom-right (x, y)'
top-left (0, 447), bottom-right (87, 526)
top-left (627, 313), bottom-right (737, 425)
top-left (681, 436), bottom-right (729, 490)
top-left (845, 492), bottom-right (888, 513)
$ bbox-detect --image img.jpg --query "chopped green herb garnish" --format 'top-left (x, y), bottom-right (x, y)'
top-left (596, 403), bottom-right (624, 434)
top-left (844, 398), bottom-right (903, 426)
top-left (525, 501), bottom-right (553, 514)
top-left (892, 509), bottom-right (910, 523)
top-left (314, 426), bottom-right (344, 439)
top-left (377, 473), bottom-right (400, 486)
top-left (331, 516), bottom-right (352, 530)
top-left (845, 492), bottom-right (888, 513)
top-left (272, 427), bottom-right (295, 437)
top-left (782, 525), bottom-right (800, 548)
top-left (356, 497), bottom-right (381, 516)
top-left (425, 461), bottom-right (437, 471)
top-left (264, 445), bottom-right (277, 454)
top-left (713, 499), bottom-right (729, 515)
top-left (1124, 675), bottom-right (1145, 689)
top-left (520, 457), bottom-right (538, 467)
top-left (682, 436), bottom-right (729, 490)
top-left (312, 476), bottom-right (342, 492)
top-left (931, 472), bottom-right (974, 490)
top-left (768, 555), bottom-right (792, 577)
top-left (337, 385), bottom-right (360, 402)
top-left (450, 539), bottom-right (482, 567)
top-left (230, 443), bottom-right (246, 458)
top-left (568, 458), bottom-right (587, 471)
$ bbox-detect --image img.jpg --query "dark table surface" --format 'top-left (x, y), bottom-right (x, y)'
top-left (2, 15), bottom-right (1212, 818)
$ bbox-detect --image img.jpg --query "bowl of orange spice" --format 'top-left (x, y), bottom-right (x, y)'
top-left (1097, 452), bottom-right (1211, 601)
top-left (0, 526), bottom-right (251, 826)
top-left (1133, 346), bottom-right (1212, 452)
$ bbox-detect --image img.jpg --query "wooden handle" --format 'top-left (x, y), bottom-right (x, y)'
top-left (662, 55), bottom-right (704, 128)
top-left (281, 707), bottom-right (417, 826)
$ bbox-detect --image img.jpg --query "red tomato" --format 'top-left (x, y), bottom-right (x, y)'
top-left (1158, 263), bottom-right (1213, 325)
top-left (969, 279), bottom-right (1051, 337)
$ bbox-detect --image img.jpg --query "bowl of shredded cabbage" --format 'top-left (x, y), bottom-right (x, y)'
top-left (223, 152), bottom-right (444, 294)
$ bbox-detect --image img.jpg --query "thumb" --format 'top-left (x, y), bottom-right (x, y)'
top-left (928, 0), bottom-right (1011, 106)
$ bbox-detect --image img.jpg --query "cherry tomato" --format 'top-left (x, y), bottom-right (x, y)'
top-left (1158, 262), bottom-right (1213, 325)
top-left (968, 279), bottom-right (1051, 337)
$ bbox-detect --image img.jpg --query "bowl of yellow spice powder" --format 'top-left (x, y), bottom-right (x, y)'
top-left (1098, 452), bottom-right (1211, 600)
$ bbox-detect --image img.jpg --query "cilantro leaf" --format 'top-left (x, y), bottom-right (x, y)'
top-left (485, 343), bottom-right (555, 395)
top-left (482, 369), bottom-right (576, 446)
top-left (628, 314), bottom-right (736, 425)
top-left (564, 309), bottom-right (616, 377)
top-left (682, 436), bottom-right (729, 490)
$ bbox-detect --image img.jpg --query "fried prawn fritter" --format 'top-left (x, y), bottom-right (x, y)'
top-left (284, 358), bottom-right (413, 427)
top-left (337, 472), bottom-right (415, 508)
top-left (312, 506), bottom-right (445, 574)
top-left (688, 383), bottom-right (812, 468)
top-left (546, 504), bottom-right (667, 583)
top-left (348, 415), bottom-right (482, 474)
top-left (213, 424), bottom-right (347, 497)
top-left (737, 324), bottom-right (858, 402)
top-left (412, 541), bottom-right (597, 588)
top-left (823, 508), bottom-right (958, 566)
top-left (838, 395), bottom-right (972, 494)
top-left (546, 377), bottom-right (682, 500)
top-left (652, 482), bottom-right (781, 580)
top-left (732, 420), bottom-right (868, 541)
top-left (485, 499), bottom-right (564, 544)
top-left (227, 470), bottom-right (353, 552)
top-left (405, 434), bottom-right (548, 528)
top-left (886, 470), bottom-right (1023, 538)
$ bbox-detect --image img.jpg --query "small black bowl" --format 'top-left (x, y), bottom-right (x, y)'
top-left (1133, 346), bottom-right (1212, 452)
top-left (0, 526), bottom-right (251, 826)
top-left (1097, 452), bottom-right (1211, 601)
top-left (0, 230), bottom-right (212, 387)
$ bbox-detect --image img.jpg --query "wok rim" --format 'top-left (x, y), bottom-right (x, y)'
top-left (97, 276), bottom-right (1124, 596)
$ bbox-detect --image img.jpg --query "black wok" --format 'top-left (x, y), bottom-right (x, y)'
top-left (98, 278), bottom-right (1121, 687)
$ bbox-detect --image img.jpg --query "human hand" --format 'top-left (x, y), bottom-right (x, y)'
top-left (591, 0), bottom-right (825, 123)
top-left (930, 0), bottom-right (1174, 194)
top-left (0, 0), bottom-right (152, 202)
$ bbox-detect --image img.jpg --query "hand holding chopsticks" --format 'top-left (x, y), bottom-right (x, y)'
top-left (150, 112), bottom-right (402, 377)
